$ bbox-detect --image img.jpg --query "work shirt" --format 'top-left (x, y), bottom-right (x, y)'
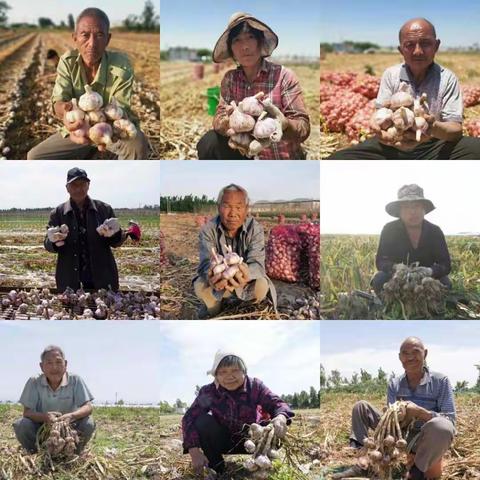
top-left (376, 63), bottom-right (463, 123)
top-left (51, 49), bottom-right (138, 138)
top-left (19, 373), bottom-right (94, 414)
top-left (214, 59), bottom-right (310, 159)
top-left (182, 375), bottom-right (294, 450)
top-left (195, 215), bottom-right (277, 305)
top-left (376, 219), bottom-right (451, 278)
top-left (388, 368), bottom-right (456, 426)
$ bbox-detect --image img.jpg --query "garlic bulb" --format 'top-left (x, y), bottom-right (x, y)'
top-left (244, 458), bottom-right (258, 472)
top-left (254, 455), bottom-right (272, 469)
top-left (104, 97), bottom-right (124, 121)
top-left (415, 116), bottom-right (428, 141)
top-left (373, 107), bottom-right (393, 130)
top-left (390, 83), bottom-right (414, 109)
top-left (113, 119), bottom-right (137, 140)
top-left (248, 138), bottom-right (271, 157)
top-left (253, 111), bottom-right (282, 142)
top-left (89, 122), bottom-right (113, 146)
top-left (392, 106), bottom-right (415, 131)
top-left (79, 85), bottom-right (103, 112)
top-left (87, 110), bottom-right (107, 125)
top-left (229, 101), bottom-right (255, 133)
top-left (224, 245), bottom-right (242, 265)
top-left (65, 99), bottom-right (85, 124)
top-left (238, 91), bottom-right (264, 117)
top-left (244, 439), bottom-right (256, 454)
top-left (72, 119), bottom-right (90, 139)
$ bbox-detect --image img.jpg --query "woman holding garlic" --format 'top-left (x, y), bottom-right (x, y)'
top-left (197, 12), bottom-right (311, 160)
top-left (182, 350), bottom-right (294, 477)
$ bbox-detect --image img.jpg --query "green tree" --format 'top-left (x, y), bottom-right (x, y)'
top-left (454, 380), bottom-right (469, 393)
top-left (320, 364), bottom-right (327, 388)
top-left (329, 369), bottom-right (342, 387)
top-left (39, 17), bottom-right (55, 28)
top-left (68, 14), bottom-right (75, 30)
top-left (140, 0), bottom-right (159, 31)
top-left (0, 1), bottom-right (10, 27)
top-left (309, 386), bottom-right (319, 408)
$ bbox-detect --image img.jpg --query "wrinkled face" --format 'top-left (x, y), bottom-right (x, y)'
top-left (67, 178), bottom-right (90, 204)
top-left (215, 365), bottom-right (246, 391)
top-left (399, 341), bottom-right (427, 373)
top-left (231, 30), bottom-right (262, 68)
top-left (399, 201), bottom-right (425, 228)
top-left (40, 351), bottom-right (67, 384)
top-left (398, 21), bottom-right (440, 72)
top-left (73, 15), bottom-right (111, 67)
top-left (219, 190), bottom-right (248, 234)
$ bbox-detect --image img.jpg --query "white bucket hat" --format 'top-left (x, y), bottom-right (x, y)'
top-left (207, 350), bottom-right (247, 376)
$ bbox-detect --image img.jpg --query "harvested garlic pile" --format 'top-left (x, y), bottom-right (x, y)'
top-left (226, 92), bottom-right (283, 157)
top-left (373, 83), bottom-right (430, 145)
top-left (210, 246), bottom-right (243, 280)
top-left (67, 85), bottom-right (137, 148)
top-left (356, 401), bottom-right (411, 480)
top-left (243, 423), bottom-right (283, 479)
top-left (39, 420), bottom-right (80, 459)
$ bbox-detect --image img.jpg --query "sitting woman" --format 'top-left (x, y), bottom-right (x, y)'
top-left (182, 350), bottom-right (294, 475)
top-left (197, 12), bottom-right (310, 160)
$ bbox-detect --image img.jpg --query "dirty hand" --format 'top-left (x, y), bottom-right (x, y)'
top-left (189, 447), bottom-right (209, 475)
top-left (227, 262), bottom-right (250, 289)
top-left (272, 414), bottom-right (288, 438)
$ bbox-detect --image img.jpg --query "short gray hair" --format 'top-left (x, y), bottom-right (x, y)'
top-left (217, 184), bottom-right (250, 206)
top-left (40, 345), bottom-right (65, 362)
top-left (76, 8), bottom-right (110, 32)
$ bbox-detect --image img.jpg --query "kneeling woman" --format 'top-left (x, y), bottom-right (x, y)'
top-left (182, 351), bottom-right (294, 475)
top-left (197, 12), bottom-right (310, 160)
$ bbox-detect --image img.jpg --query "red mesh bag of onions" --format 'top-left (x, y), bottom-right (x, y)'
top-left (296, 223), bottom-right (320, 290)
top-left (266, 225), bottom-right (302, 283)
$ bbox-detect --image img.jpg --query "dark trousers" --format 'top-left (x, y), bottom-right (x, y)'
top-left (197, 130), bottom-right (249, 160)
top-left (327, 136), bottom-right (480, 159)
top-left (371, 270), bottom-right (452, 295)
top-left (194, 413), bottom-right (247, 473)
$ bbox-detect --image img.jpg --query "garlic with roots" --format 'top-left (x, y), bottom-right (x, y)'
top-left (373, 107), bottom-right (393, 130)
top-left (79, 85), bottom-right (103, 111)
top-left (238, 91), bottom-right (264, 116)
top-left (253, 111), bottom-right (283, 142)
top-left (65, 99), bottom-right (85, 124)
top-left (389, 82), bottom-right (414, 109)
top-left (113, 119), bottom-right (137, 140)
top-left (244, 439), bottom-right (256, 453)
top-left (104, 97), bottom-right (124, 121)
top-left (229, 101), bottom-right (255, 132)
top-left (89, 122), bottom-right (113, 146)
top-left (392, 106), bottom-right (415, 131)
top-left (87, 110), bottom-right (107, 125)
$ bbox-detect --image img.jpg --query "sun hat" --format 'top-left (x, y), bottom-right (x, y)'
top-left (385, 184), bottom-right (435, 218)
top-left (207, 350), bottom-right (247, 376)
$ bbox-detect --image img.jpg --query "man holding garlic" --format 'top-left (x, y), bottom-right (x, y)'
top-left (329, 17), bottom-right (480, 159)
top-left (27, 7), bottom-right (148, 160)
top-left (193, 184), bottom-right (276, 318)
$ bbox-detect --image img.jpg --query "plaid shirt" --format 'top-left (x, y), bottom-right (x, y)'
top-left (182, 376), bottom-right (294, 451)
top-left (213, 59), bottom-right (310, 159)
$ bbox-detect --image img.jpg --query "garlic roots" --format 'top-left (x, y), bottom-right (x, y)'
top-left (79, 84), bottom-right (103, 111)
top-left (113, 118), bottom-right (137, 140)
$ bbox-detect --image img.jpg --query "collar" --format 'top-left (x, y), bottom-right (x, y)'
top-left (77, 50), bottom-right (108, 89)
top-left (399, 62), bottom-right (439, 86)
top-left (63, 196), bottom-right (96, 214)
top-left (400, 367), bottom-right (430, 388)
top-left (40, 372), bottom-right (69, 391)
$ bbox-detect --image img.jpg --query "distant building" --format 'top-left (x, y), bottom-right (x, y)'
top-left (251, 199), bottom-right (320, 214)
top-left (168, 47), bottom-right (199, 62)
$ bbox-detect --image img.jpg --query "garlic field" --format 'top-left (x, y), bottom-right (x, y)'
top-left (160, 60), bottom-right (320, 159)
top-left (319, 392), bottom-right (480, 479)
top-left (0, 30), bottom-right (159, 160)
top-left (320, 234), bottom-right (480, 320)
top-left (320, 52), bottom-right (480, 158)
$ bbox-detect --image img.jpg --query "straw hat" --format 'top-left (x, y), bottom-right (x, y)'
top-left (207, 350), bottom-right (247, 376)
top-left (385, 184), bottom-right (435, 218)
top-left (212, 12), bottom-right (278, 63)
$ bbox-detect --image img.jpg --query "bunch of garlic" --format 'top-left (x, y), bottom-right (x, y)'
top-left (41, 420), bottom-right (80, 458)
top-left (372, 83), bottom-right (430, 145)
top-left (67, 85), bottom-right (137, 148)
top-left (226, 92), bottom-right (283, 158)
top-left (210, 246), bottom-right (243, 280)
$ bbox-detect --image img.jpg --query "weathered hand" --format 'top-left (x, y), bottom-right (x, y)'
top-left (189, 448), bottom-right (209, 475)
top-left (207, 268), bottom-right (229, 292)
top-left (44, 411), bottom-right (62, 425)
top-left (228, 262), bottom-right (250, 289)
top-left (97, 218), bottom-right (121, 237)
top-left (58, 413), bottom-right (75, 424)
top-left (272, 414), bottom-right (288, 438)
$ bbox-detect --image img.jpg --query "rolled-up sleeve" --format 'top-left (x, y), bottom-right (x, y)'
top-left (441, 73), bottom-right (463, 123)
top-left (73, 376), bottom-right (94, 409)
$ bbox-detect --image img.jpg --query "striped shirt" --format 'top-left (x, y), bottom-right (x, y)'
top-left (387, 368), bottom-right (456, 425)
top-left (213, 59), bottom-right (310, 159)
top-left (376, 63), bottom-right (463, 123)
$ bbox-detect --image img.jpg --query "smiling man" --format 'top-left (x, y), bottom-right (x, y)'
top-left (332, 337), bottom-right (455, 480)
top-left (13, 345), bottom-right (95, 454)
top-left (329, 17), bottom-right (480, 159)
top-left (27, 7), bottom-right (147, 160)
top-left (193, 184), bottom-right (276, 318)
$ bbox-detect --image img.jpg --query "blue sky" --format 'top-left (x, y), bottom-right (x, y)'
top-left (0, 161), bottom-right (159, 209)
top-left (160, 161), bottom-right (320, 202)
top-left (8, 1), bottom-right (155, 27)
top-left (321, 321), bottom-right (480, 388)
top-left (161, 0), bottom-right (320, 56)
top-left (319, 0), bottom-right (480, 47)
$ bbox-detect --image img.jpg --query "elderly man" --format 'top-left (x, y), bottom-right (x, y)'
top-left (332, 337), bottom-right (455, 480)
top-left (193, 184), bottom-right (276, 318)
top-left (371, 184), bottom-right (451, 296)
top-left (44, 167), bottom-right (138, 291)
top-left (329, 18), bottom-right (480, 159)
top-left (27, 7), bottom-right (147, 160)
top-left (13, 345), bottom-right (95, 454)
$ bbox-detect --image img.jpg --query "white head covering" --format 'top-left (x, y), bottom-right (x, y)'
top-left (207, 349), bottom-right (247, 376)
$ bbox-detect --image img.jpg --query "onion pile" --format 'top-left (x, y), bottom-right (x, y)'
top-left (462, 86), bottom-right (480, 107)
top-left (320, 71), bottom-right (358, 87)
top-left (465, 118), bottom-right (480, 137)
top-left (345, 100), bottom-right (376, 142)
top-left (296, 223), bottom-right (320, 290)
top-left (352, 75), bottom-right (381, 99)
top-left (320, 92), bottom-right (368, 133)
top-left (266, 225), bottom-right (302, 283)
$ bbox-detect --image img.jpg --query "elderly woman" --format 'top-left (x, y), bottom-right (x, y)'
top-left (333, 337), bottom-right (455, 480)
top-left (13, 345), bottom-right (95, 454)
top-left (182, 350), bottom-right (294, 476)
top-left (197, 12), bottom-right (310, 160)
top-left (193, 183), bottom-right (276, 318)
top-left (371, 184), bottom-right (451, 295)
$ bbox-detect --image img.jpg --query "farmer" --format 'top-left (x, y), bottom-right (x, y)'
top-left (44, 167), bottom-right (139, 291)
top-left (193, 184), bottom-right (276, 318)
top-left (332, 337), bottom-right (455, 480)
top-left (197, 12), bottom-right (310, 160)
top-left (13, 345), bottom-right (95, 454)
top-left (182, 350), bottom-right (294, 475)
top-left (27, 7), bottom-right (148, 160)
top-left (371, 184), bottom-right (451, 296)
top-left (329, 17), bottom-right (480, 159)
